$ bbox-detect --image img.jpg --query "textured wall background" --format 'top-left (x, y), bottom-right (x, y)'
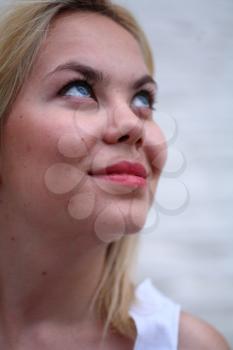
top-left (115, 0), bottom-right (233, 346)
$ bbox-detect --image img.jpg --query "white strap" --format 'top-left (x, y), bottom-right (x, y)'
top-left (129, 279), bottom-right (181, 350)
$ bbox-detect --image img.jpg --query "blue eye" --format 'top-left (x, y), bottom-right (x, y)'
top-left (132, 91), bottom-right (155, 109)
top-left (58, 80), bottom-right (94, 98)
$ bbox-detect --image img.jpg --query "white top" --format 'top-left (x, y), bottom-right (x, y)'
top-left (129, 279), bottom-right (181, 350)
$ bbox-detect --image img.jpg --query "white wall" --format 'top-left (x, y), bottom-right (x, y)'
top-left (116, 0), bottom-right (233, 346)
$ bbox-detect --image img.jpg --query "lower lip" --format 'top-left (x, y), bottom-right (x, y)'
top-left (92, 174), bottom-right (147, 187)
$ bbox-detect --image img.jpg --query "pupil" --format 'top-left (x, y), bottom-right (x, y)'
top-left (135, 94), bottom-right (149, 107)
top-left (139, 95), bottom-right (148, 105)
top-left (66, 83), bottom-right (91, 97)
top-left (77, 85), bottom-right (89, 96)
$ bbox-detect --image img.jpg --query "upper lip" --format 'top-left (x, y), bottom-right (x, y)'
top-left (89, 161), bottom-right (148, 179)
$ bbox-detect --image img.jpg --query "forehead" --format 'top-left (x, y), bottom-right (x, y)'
top-left (33, 11), bottom-right (149, 81)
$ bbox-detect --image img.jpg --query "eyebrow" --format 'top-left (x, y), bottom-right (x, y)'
top-left (46, 61), bottom-right (157, 92)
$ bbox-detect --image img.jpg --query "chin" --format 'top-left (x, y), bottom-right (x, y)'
top-left (125, 215), bottom-right (147, 235)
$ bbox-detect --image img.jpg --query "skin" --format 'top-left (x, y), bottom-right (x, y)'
top-left (0, 11), bottom-right (229, 350)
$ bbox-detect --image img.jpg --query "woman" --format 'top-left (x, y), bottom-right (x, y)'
top-left (0, 1), bottom-right (230, 349)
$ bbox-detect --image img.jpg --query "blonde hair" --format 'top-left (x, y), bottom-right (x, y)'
top-left (0, 0), bottom-right (154, 344)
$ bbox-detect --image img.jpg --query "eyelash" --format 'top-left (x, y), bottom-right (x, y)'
top-left (57, 78), bottom-right (156, 111)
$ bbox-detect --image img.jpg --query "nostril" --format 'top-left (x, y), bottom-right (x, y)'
top-left (136, 138), bottom-right (143, 149)
top-left (118, 135), bottom-right (129, 142)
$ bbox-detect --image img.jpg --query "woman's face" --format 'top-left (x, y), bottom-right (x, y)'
top-left (0, 12), bottom-right (166, 243)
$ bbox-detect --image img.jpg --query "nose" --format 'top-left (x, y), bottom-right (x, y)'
top-left (103, 103), bottom-right (144, 148)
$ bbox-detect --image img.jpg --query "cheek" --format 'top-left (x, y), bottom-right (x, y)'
top-left (72, 110), bottom-right (108, 151)
top-left (1, 111), bottom-right (63, 200)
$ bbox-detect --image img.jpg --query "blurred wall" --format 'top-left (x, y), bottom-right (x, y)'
top-left (115, 0), bottom-right (233, 346)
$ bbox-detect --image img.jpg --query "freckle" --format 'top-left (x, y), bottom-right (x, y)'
top-left (41, 271), bottom-right (48, 276)
top-left (19, 115), bottom-right (23, 119)
top-left (11, 237), bottom-right (16, 241)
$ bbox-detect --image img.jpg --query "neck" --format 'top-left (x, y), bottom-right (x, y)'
top-left (0, 204), bottom-right (107, 342)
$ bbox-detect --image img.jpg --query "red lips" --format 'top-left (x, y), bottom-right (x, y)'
top-left (89, 161), bottom-right (147, 179)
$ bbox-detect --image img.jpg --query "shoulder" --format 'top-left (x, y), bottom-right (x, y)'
top-left (178, 311), bottom-right (230, 350)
